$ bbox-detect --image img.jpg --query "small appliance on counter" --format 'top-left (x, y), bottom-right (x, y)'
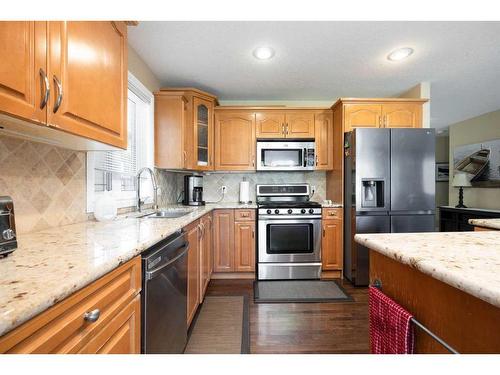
top-left (0, 196), bottom-right (17, 257)
top-left (239, 178), bottom-right (251, 204)
top-left (183, 175), bottom-right (205, 206)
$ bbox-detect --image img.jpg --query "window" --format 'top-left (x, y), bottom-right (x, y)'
top-left (86, 72), bottom-right (154, 212)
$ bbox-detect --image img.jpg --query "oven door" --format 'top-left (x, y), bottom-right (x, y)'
top-left (258, 218), bottom-right (321, 263)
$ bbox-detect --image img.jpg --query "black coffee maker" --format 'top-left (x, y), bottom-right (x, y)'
top-left (183, 175), bottom-right (205, 206)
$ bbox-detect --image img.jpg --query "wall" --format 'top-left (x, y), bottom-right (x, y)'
top-left (398, 82), bottom-right (431, 128)
top-left (0, 135), bottom-right (87, 234)
top-left (128, 46), bottom-right (161, 93)
top-left (155, 170), bottom-right (327, 206)
top-left (449, 109), bottom-right (500, 209)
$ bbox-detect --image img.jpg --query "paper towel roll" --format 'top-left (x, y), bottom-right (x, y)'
top-left (239, 180), bottom-right (250, 203)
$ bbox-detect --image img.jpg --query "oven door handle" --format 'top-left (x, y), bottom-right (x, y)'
top-left (259, 216), bottom-right (322, 221)
top-left (303, 148), bottom-right (307, 167)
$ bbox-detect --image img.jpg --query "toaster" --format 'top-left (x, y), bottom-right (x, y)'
top-left (0, 196), bottom-right (17, 257)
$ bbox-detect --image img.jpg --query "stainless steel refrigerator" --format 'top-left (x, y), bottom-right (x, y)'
top-left (344, 128), bottom-right (436, 286)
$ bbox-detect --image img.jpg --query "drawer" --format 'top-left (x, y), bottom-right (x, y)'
top-left (0, 257), bottom-right (141, 354)
top-left (78, 295), bottom-right (140, 354)
top-left (322, 208), bottom-right (343, 220)
top-left (234, 209), bottom-right (255, 221)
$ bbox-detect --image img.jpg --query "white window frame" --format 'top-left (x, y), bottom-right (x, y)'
top-left (86, 72), bottom-right (154, 213)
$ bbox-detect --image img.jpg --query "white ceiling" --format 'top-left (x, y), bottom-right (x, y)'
top-left (128, 21), bottom-right (500, 129)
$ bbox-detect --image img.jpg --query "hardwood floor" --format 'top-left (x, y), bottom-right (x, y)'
top-left (206, 279), bottom-right (369, 354)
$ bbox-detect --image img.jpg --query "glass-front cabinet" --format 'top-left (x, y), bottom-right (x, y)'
top-left (193, 96), bottom-right (214, 170)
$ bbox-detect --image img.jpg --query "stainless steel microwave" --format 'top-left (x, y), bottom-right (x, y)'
top-left (256, 141), bottom-right (316, 171)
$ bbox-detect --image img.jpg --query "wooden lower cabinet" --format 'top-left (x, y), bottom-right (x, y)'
top-left (321, 208), bottom-right (343, 278)
top-left (213, 210), bottom-right (235, 272)
top-left (0, 257), bottom-right (141, 354)
top-left (212, 209), bottom-right (256, 277)
top-left (234, 221), bottom-right (256, 272)
top-left (186, 220), bottom-right (200, 326)
top-left (200, 213), bottom-right (213, 302)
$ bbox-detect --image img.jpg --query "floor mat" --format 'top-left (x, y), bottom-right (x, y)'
top-left (184, 295), bottom-right (249, 354)
top-left (254, 280), bottom-right (353, 303)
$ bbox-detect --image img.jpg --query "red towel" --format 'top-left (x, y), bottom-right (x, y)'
top-left (369, 286), bottom-right (414, 354)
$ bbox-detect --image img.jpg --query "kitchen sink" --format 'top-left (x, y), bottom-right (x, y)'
top-left (139, 210), bottom-right (193, 219)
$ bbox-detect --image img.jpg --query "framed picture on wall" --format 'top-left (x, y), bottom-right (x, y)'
top-left (436, 162), bottom-right (449, 182)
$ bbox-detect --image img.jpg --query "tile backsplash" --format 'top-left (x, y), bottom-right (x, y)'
top-left (0, 135), bottom-right (87, 234)
top-left (155, 170), bottom-right (327, 205)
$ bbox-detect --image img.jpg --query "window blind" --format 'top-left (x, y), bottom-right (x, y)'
top-left (93, 98), bottom-right (137, 176)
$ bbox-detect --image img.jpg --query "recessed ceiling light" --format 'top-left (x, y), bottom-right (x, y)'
top-left (387, 47), bottom-right (414, 61)
top-left (253, 46), bottom-right (275, 60)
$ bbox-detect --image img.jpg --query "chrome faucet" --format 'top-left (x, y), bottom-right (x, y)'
top-left (136, 167), bottom-right (159, 212)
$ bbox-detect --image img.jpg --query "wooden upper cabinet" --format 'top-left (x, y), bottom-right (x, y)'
top-left (382, 102), bottom-right (422, 128)
top-left (155, 94), bottom-right (187, 169)
top-left (344, 104), bottom-right (382, 132)
top-left (256, 111), bottom-right (285, 138)
top-left (47, 21), bottom-right (127, 148)
top-left (0, 21), bottom-right (47, 124)
top-left (314, 111), bottom-right (333, 170)
top-left (193, 96), bottom-right (214, 170)
top-left (285, 112), bottom-right (315, 138)
top-left (155, 88), bottom-right (218, 171)
top-left (214, 111), bottom-right (256, 170)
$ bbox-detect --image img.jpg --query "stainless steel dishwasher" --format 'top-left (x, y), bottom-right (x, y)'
top-left (141, 230), bottom-right (188, 353)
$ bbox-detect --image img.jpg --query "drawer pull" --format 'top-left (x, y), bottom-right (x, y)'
top-left (83, 309), bottom-right (101, 323)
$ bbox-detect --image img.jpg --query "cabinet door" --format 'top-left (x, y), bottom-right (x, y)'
top-left (200, 214), bottom-right (212, 302)
top-left (0, 21), bottom-right (47, 124)
top-left (255, 111), bottom-right (285, 138)
top-left (314, 111), bottom-right (333, 170)
top-left (186, 222), bottom-right (200, 326)
top-left (234, 221), bottom-right (256, 272)
top-left (382, 103), bottom-right (422, 128)
top-left (322, 219), bottom-right (343, 271)
top-left (47, 21), bottom-right (127, 149)
top-left (193, 96), bottom-right (214, 170)
top-left (215, 111), bottom-right (256, 170)
top-left (285, 112), bottom-right (315, 138)
top-left (344, 104), bottom-right (382, 132)
top-left (213, 210), bottom-right (235, 272)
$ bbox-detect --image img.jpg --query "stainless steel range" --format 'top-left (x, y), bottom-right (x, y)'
top-left (256, 184), bottom-right (322, 280)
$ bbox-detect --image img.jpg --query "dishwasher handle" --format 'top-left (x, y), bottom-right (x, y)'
top-left (145, 244), bottom-right (189, 281)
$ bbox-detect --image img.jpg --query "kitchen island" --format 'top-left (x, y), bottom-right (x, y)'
top-left (355, 231), bottom-right (500, 354)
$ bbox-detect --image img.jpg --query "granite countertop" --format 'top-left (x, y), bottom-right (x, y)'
top-left (469, 218), bottom-right (500, 230)
top-left (354, 231), bottom-right (500, 308)
top-left (0, 202), bottom-right (256, 337)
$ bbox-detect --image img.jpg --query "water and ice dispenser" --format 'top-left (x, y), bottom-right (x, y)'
top-left (361, 179), bottom-right (385, 208)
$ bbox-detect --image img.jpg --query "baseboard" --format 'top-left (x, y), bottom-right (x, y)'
top-left (321, 270), bottom-right (342, 279)
top-left (211, 272), bottom-right (256, 280)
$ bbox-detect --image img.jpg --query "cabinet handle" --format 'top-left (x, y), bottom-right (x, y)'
top-left (285, 123), bottom-right (289, 135)
top-left (383, 115), bottom-right (387, 128)
top-left (39, 68), bottom-right (50, 109)
top-left (323, 228), bottom-right (325, 237)
top-left (83, 309), bottom-right (101, 323)
top-left (252, 229), bottom-right (255, 238)
top-left (379, 116), bottom-right (382, 127)
top-left (52, 75), bottom-right (63, 113)
top-left (252, 156), bottom-right (255, 167)
top-left (315, 155), bottom-right (318, 166)
top-left (282, 123), bottom-right (285, 135)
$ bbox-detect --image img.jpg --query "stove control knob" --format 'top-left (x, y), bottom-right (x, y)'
top-left (309, 208), bottom-right (315, 214)
top-left (275, 209), bottom-right (280, 214)
top-left (301, 209), bottom-right (306, 214)
top-left (287, 209), bottom-right (293, 214)
top-left (266, 209), bottom-right (272, 214)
